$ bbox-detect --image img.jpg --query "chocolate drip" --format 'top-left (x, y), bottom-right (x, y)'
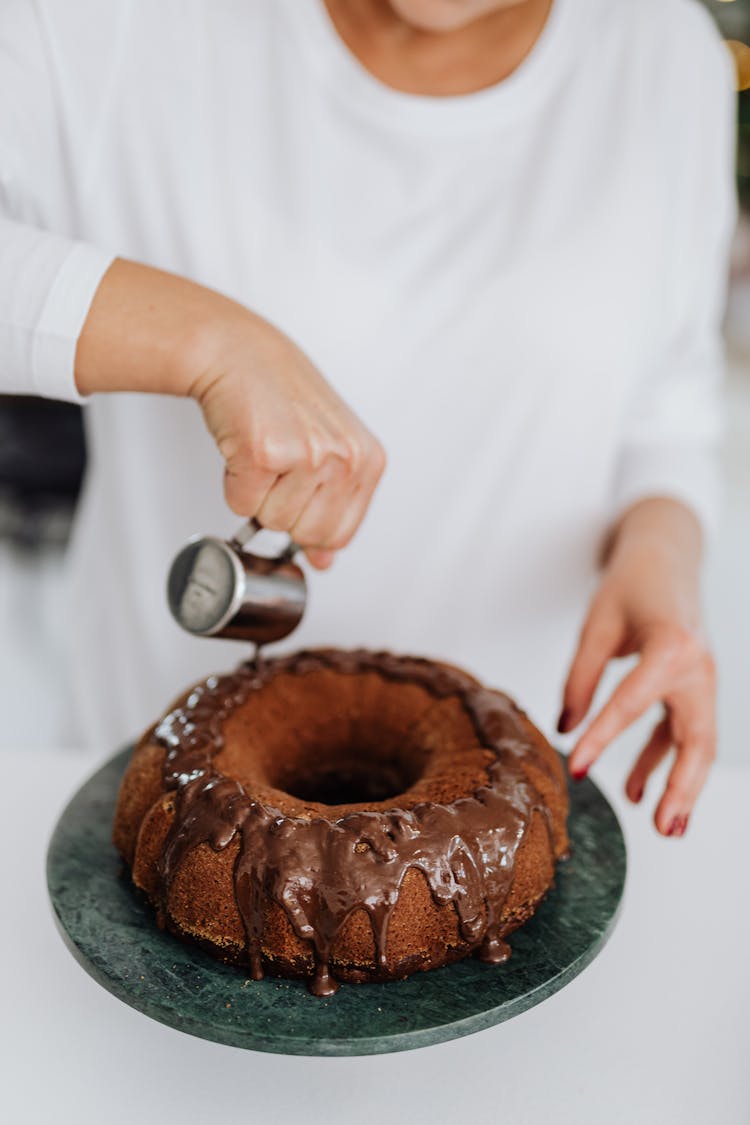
top-left (153, 649), bottom-right (560, 996)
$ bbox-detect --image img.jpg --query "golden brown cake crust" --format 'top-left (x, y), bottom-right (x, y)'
top-left (113, 649), bottom-right (569, 996)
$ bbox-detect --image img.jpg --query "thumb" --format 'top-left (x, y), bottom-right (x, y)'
top-left (558, 598), bottom-right (623, 734)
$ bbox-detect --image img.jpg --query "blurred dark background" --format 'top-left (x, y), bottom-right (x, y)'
top-left (704, 0), bottom-right (750, 204)
top-left (0, 397), bottom-right (85, 549)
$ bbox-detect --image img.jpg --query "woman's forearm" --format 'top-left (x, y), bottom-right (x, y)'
top-left (74, 257), bottom-right (257, 398)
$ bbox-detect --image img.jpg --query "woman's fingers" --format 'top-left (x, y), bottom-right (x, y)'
top-left (624, 716), bottom-right (672, 803)
top-left (568, 621), bottom-right (716, 837)
top-left (558, 602), bottom-right (623, 735)
top-left (223, 435), bottom-right (384, 570)
top-left (254, 468), bottom-right (340, 569)
top-left (299, 482), bottom-right (375, 571)
top-left (315, 477), bottom-right (381, 555)
top-left (653, 734), bottom-right (715, 837)
top-left (625, 710), bottom-right (715, 836)
top-left (290, 475), bottom-right (362, 554)
top-left (220, 402), bottom-right (385, 561)
top-left (222, 422), bottom-right (337, 518)
top-left (290, 442), bottom-right (385, 554)
top-left (254, 467), bottom-right (321, 533)
top-left (567, 638), bottom-right (676, 778)
top-left (223, 459), bottom-right (277, 519)
top-left (653, 663), bottom-right (716, 836)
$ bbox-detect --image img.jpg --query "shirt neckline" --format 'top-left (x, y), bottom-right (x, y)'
top-left (279, 0), bottom-right (576, 135)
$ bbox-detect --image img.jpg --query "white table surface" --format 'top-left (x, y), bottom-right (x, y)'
top-left (2, 747), bottom-right (748, 1125)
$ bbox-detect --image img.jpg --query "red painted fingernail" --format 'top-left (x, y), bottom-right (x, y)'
top-left (667, 816), bottom-right (681, 837)
top-left (557, 708), bottom-right (572, 734)
top-left (571, 766), bottom-right (589, 781)
top-left (674, 815), bottom-right (689, 838)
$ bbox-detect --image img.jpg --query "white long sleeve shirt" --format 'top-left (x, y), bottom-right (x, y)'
top-left (0, 0), bottom-right (737, 751)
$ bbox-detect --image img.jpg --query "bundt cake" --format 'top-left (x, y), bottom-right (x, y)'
top-left (113, 649), bottom-right (569, 996)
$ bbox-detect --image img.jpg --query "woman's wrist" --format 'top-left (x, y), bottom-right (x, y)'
top-left (179, 302), bottom-right (277, 406)
top-left (601, 497), bottom-right (704, 630)
top-left (603, 497), bottom-right (703, 577)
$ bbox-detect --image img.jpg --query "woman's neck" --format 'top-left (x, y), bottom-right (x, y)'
top-left (323, 0), bottom-right (554, 96)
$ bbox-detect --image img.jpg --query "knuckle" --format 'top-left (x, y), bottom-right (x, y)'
top-left (303, 431), bottom-right (327, 472)
top-left (336, 432), bottom-right (386, 480)
top-left (699, 650), bottom-right (717, 687)
top-left (610, 697), bottom-right (640, 731)
top-left (323, 442), bottom-right (356, 479)
top-left (252, 437), bottom-right (288, 474)
top-left (693, 733), bottom-right (718, 765)
top-left (369, 438), bottom-right (387, 478)
top-left (656, 624), bottom-right (703, 671)
top-left (338, 434), bottom-right (365, 475)
top-left (217, 434), bottom-right (242, 465)
top-left (351, 435), bottom-right (368, 474)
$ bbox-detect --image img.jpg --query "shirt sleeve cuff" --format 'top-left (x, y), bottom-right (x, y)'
top-left (610, 444), bottom-right (721, 542)
top-left (31, 241), bottom-right (114, 404)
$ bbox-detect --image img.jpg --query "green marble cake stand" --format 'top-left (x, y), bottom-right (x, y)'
top-left (47, 747), bottom-right (626, 1057)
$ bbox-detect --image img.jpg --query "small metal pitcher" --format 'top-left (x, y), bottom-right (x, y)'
top-left (167, 518), bottom-right (306, 645)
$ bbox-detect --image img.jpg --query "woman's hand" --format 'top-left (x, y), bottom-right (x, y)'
top-left (76, 259), bottom-right (386, 569)
top-left (188, 314), bottom-right (386, 570)
top-left (559, 498), bottom-right (716, 837)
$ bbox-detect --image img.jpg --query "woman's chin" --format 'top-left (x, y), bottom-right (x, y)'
top-left (385, 0), bottom-right (518, 34)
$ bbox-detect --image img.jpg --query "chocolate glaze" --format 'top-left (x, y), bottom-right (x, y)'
top-left (152, 649), bottom-right (562, 997)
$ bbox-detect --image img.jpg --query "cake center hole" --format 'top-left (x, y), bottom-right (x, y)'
top-left (279, 756), bottom-right (419, 806)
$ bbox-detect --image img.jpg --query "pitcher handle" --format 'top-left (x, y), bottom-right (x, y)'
top-left (230, 518), bottom-right (301, 561)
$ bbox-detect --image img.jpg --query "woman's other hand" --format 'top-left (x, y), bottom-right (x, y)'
top-left (76, 259), bottom-right (386, 569)
top-left (559, 498), bottom-right (716, 837)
